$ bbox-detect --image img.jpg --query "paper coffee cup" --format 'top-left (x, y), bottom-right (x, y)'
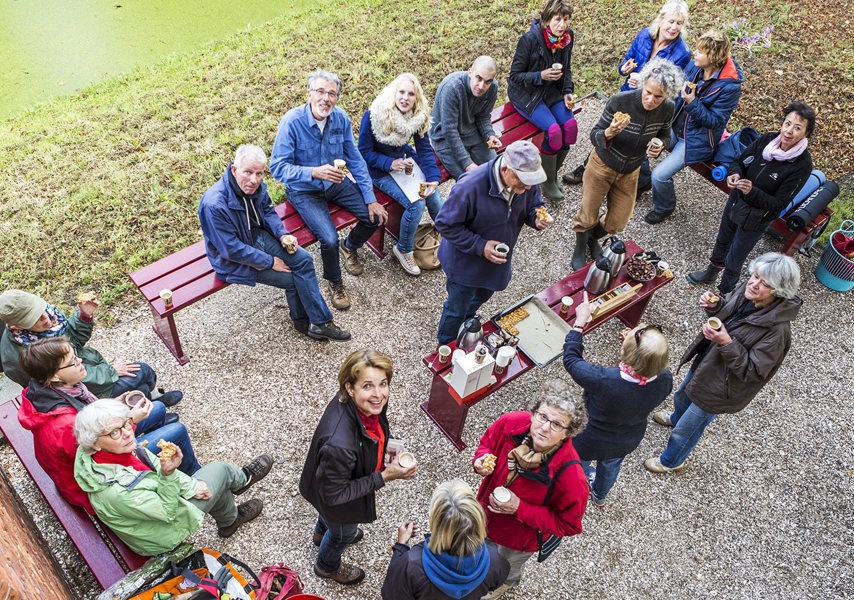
top-left (282, 234), bottom-right (297, 254)
top-left (159, 289), bottom-right (173, 307)
top-left (493, 486), bottom-right (511, 503)
top-left (124, 391), bottom-right (145, 408)
top-left (496, 346), bottom-right (516, 369)
top-left (707, 317), bottom-right (722, 331)
top-left (629, 72), bottom-right (640, 84)
top-left (334, 159), bottom-right (347, 171)
top-left (560, 296), bottom-right (574, 314)
top-left (495, 243), bottom-right (509, 255)
top-left (438, 345), bottom-right (451, 363)
top-left (418, 182), bottom-right (428, 195)
top-left (398, 452), bottom-right (417, 468)
top-left (552, 62), bottom-right (562, 70)
top-left (648, 137), bottom-right (664, 151)
top-left (404, 160), bottom-right (414, 176)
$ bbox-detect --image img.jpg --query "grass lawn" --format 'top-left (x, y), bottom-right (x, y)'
top-left (1, 0), bottom-right (851, 318)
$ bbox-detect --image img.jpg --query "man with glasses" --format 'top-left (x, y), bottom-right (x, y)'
top-left (270, 69), bottom-right (387, 311)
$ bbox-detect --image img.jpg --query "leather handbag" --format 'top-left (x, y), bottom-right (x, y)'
top-left (413, 223), bottom-right (441, 270)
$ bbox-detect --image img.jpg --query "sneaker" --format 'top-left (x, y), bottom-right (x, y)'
top-left (312, 527), bottom-right (364, 547)
top-left (644, 456), bottom-right (686, 474)
top-left (234, 454), bottom-right (273, 495)
top-left (392, 245), bottom-right (421, 276)
top-left (313, 562), bottom-right (365, 585)
top-left (644, 209), bottom-right (672, 225)
top-left (328, 280), bottom-right (351, 311)
top-left (308, 322), bottom-right (352, 342)
top-left (157, 390), bottom-right (183, 408)
top-left (339, 240), bottom-right (364, 276)
top-left (590, 492), bottom-right (606, 509)
top-left (652, 410), bottom-right (673, 427)
top-left (482, 583), bottom-right (515, 600)
top-left (218, 498), bottom-right (263, 537)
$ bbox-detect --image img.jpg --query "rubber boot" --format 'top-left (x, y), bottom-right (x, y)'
top-left (588, 223), bottom-right (607, 260)
top-left (571, 232), bottom-right (589, 271)
top-left (685, 264), bottom-right (723, 285)
top-left (539, 151), bottom-right (565, 201)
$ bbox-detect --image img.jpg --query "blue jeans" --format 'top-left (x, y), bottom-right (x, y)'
top-left (515, 101), bottom-right (578, 152)
top-left (137, 422), bottom-right (201, 475)
top-left (286, 179), bottom-right (380, 282)
top-left (581, 457), bottom-right (625, 502)
top-left (436, 280), bottom-right (494, 345)
top-left (252, 229), bottom-right (333, 325)
top-left (708, 198), bottom-right (766, 294)
top-left (314, 514), bottom-right (360, 572)
top-left (651, 138), bottom-right (686, 215)
top-left (134, 400), bottom-right (167, 436)
top-left (373, 173), bottom-right (443, 254)
top-left (111, 362), bottom-right (157, 398)
top-left (434, 143), bottom-right (495, 181)
top-left (660, 369), bottom-right (717, 468)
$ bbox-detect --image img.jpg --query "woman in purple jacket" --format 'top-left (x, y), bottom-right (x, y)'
top-left (358, 73), bottom-right (444, 277)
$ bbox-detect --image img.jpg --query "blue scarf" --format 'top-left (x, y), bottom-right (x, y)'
top-left (11, 305), bottom-right (69, 345)
top-left (421, 536), bottom-right (491, 599)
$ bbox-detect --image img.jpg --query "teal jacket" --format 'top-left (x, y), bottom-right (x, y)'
top-left (74, 446), bottom-right (203, 556)
top-left (0, 309), bottom-right (118, 397)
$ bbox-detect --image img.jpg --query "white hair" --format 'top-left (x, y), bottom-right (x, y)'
top-left (74, 399), bottom-right (130, 455)
top-left (233, 144), bottom-right (267, 168)
top-left (749, 252), bottom-right (801, 299)
top-left (638, 57), bottom-right (685, 98)
top-left (307, 69), bottom-right (343, 95)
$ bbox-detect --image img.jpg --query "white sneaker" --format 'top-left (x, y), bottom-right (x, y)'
top-left (652, 410), bottom-right (673, 427)
top-left (644, 456), bottom-right (686, 474)
top-left (393, 245), bottom-right (421, 276)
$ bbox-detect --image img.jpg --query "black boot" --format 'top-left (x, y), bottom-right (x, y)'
top-left (562, 163), bottom-right (585, 185)
top-left (686, 264), bottom-right (723, 285)
top-left (587, 223), bottom-right (607, 259)
top-left (572, 232), bottom-right (589, 271)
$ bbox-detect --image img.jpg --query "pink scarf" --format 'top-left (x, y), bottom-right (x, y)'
top-left (762, 135), bottom-right (808, 162)
top-left (619, 362), bottom-right (650, 386)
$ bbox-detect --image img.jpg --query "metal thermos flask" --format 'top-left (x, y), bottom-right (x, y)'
top-left (602, 236), bottom-right (626, 279)
top-left (584, 257), bottom-right (613, 294)
top-left (456, 317), bottom-right (484, 353)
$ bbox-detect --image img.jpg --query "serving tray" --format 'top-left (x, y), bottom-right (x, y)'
top-left (492, 295), bottom-right (570, 367)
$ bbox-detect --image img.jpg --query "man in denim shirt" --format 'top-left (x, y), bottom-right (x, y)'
top-left (271, 70), bottom-right (387, 310)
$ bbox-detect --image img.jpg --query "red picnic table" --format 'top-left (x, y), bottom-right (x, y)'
top-left (420, 240), bottom-right (673, 450)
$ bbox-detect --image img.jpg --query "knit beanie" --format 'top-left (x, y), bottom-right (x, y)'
top-left (0, 290), bottom-right (47, 329)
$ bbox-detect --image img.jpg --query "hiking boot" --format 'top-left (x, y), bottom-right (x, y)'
top-left (644, 209), bottom-right (672, 225)
top-left (561, 164), bottom-right (585, 185)
top-left (392, 245), bottom-right (421, 276)
top-left (643, 457), bottom-right (686, 474)
top-left (218, 499), bottom-right (263, 538)
top-left (234, 454), bottom-right (273, 495)
top-left (339, 240), bottom-right (364, 276)
top-left (313, 562), bottom-right (365, 585)
top-left (312, 527), bottom-right (364, 547)
top-left (652, 410), bottom-right (673, 427)
top-left (686, 264), bottom-right (723, 285)
top-left (308, 322), bottom-right (352, 342)
top-left (571, 232), bottom-right (589, 271)
top-left (328, 280), bottom-right (351, 311)
top-left (293, 319), bottom-right (309, 335)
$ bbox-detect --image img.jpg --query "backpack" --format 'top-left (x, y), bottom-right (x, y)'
top-left (130, 548), bottom-right (259, 600)
top-left (712, 127), bottom-right (760, 166)
top-left (254, 563), bottom-right (304, 600)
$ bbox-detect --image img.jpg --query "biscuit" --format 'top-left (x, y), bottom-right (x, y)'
top-left (497, 307), bottom-right (529, 336)
top-left (156, 439), bottom-right (177, 460)
top-left (535, 207), bottom-right (549, 221)
top-left (481, 454), bottom-right (497, 473)
top-left (76, 291), bottom-right (97, 304)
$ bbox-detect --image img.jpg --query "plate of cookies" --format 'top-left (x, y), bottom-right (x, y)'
top-left (492, 295), bottom-right (570, 368)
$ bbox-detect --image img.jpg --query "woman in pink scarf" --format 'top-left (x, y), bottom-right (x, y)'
top-left (686, 101), bottom-right (815, 293)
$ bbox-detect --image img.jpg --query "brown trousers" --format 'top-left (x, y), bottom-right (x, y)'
top-left (572, 150), bottom-right (640, 233)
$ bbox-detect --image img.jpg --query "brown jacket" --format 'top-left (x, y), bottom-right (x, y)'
top-left (679, 281), bottom-right (801, 414)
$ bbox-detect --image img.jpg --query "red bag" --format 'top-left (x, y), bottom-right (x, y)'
top-left (254, 563), bottom-right (304, 600)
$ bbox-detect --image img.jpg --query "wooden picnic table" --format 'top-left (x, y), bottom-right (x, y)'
top-left (420, 240), bottom-right (673, 450)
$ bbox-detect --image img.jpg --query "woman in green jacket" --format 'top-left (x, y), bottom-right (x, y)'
top-left (73, 399), bottom-right (273, 555)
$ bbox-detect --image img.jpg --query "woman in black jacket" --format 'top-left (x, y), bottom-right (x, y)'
top-left (507, 0), bottom-right (577, 199)
top-left (299, 349), bottom-right (417, 586)
top-left (686, 101), bottom-right (815, 293)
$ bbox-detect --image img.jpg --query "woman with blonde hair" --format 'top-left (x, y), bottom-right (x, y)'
top-left (562, 292), bottom-right (673, 507)
top-left (358, 73), bottom-right (444, 276)
top-left (381, 479), bottom-right (509, 599)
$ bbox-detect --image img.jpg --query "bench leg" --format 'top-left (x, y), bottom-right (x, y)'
top-left (149, 306), bottom-right (190, 365)
top-left (365, 227), bottom-right (388, 259)
top-left (419, 374), bottom-right (469, 451)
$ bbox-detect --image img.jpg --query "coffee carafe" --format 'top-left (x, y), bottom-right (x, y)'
top-left (456, 317), bottom-right (484, 353)
top-left (602, 236), bottom-right (626, 279)
top-left (584, 256), bottom-right (613, 294)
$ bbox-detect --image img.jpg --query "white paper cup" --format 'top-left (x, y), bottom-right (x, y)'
top-left (552, 62), bottom-right (562, 70)
top-left (496, 346), bottom-right (516, 369)
top-left (707, 317), bottom-right (722, 331)
top-left (333, 159), bottom-right (347, 171)
top-left (398, 452), bottom-right (417, 468)
top-left (159, 289), bottom-right (173, 307)
top-left (560, 296), bottom-right (574, 314)
top-left (629, 72), bottom-right (640, 85)
top-left (124, 390), bottom-right (145, 408)
top-left (493, 486), bottom-right (511, 503)
top-left (438, 345), bottom-right (451, 363)
top-left (495, 243), bottom-right (509, 255)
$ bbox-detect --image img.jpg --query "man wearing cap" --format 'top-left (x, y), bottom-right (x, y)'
top-left (0, 289), bottom-right (182, 405)
top-left (434, 140), bottom-right (554, 345)
top-left (431, 56), bottom-right (502, 180)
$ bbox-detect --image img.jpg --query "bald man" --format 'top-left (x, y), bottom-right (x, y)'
top-left (430, 56), bottom-right (502, 180)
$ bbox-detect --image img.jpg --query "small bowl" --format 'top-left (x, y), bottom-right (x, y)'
top-left (625, 257), bottom-right (657, 282)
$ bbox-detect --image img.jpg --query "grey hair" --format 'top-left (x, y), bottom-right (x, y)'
top-left (527, 379), bottom-right (587, 437)
top-left (73, 399), bottom-right (130, 455)
top-left (307, 69), bottom-right (343, 95)
top-left (649, 0), bottom-right (689, 39)
top-left (233, 144), bottom-right (267, 168)
top-left (749, 252), bottom-right (801, 299)
top-left (638, 57), bottom-right (685, 98)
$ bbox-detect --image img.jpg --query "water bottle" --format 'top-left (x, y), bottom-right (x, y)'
top-left (711, 164), bottom-right (729, 181)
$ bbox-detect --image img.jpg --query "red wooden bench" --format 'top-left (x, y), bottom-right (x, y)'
top-left (689, 161), bottom-right (834, 257)
top-left (0, 397), bottom-right (147, 590)
top-left (130, 102), bottom-right (580, 364)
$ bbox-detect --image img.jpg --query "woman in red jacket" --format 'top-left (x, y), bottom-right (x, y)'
top-left (472, 379), bottom-right (588, 599)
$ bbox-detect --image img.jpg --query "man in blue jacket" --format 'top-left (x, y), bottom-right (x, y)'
top-left (434, 141), bottom-right (553, 345)
top-left (199, 144), bottom-right (350, 342)
top-left (270, 70), bottom-right (387, 311)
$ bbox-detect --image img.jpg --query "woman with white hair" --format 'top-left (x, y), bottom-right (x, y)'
top-left (358, 73), bottom-right (444, 276)
top-left (645, 252), bottom-right (802, 473)
top-left (380, 479), bottom-right (510, 599)
top-left (73, 399), bottom-right (272, 555)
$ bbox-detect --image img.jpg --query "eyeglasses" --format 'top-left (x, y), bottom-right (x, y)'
top-left (99, 418), bottom-right (134, 440)
top-left (749, 273), bottom-right (774, 290)
top-left (310, 88), bottom-right (339, 99)
top-left (532, 411), bottom-right (569, 432)
top-left (57, 353), bottom-right (82, 371)
top-left (634, 324), bottom-right (663, 347)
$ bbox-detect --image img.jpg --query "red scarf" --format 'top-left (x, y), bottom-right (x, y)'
top-left (619, 361), bottom-right (650, 386)
top-left (92, 449), bottom-right (152, 473)
top-left (358, 412), bottom-right (386, 472)
top-left (543, 27), bottom-right (571, 50)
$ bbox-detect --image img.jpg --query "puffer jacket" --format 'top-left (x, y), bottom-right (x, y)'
top-left (508, 19), bottom-right (574, 115)
top-left (679, 280), bottom-right (802, 414)
top-left (672, 57), bottom-right (743, 164)
top-left (74, 446), bottom-right (203, 556)
top-left (299, 394), bottom-right (389, 524)
top-left (619, 28), bottom-right (691, 91)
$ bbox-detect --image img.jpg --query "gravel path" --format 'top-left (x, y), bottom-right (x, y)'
top-left (3, 97), bottom-right (852, 599)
